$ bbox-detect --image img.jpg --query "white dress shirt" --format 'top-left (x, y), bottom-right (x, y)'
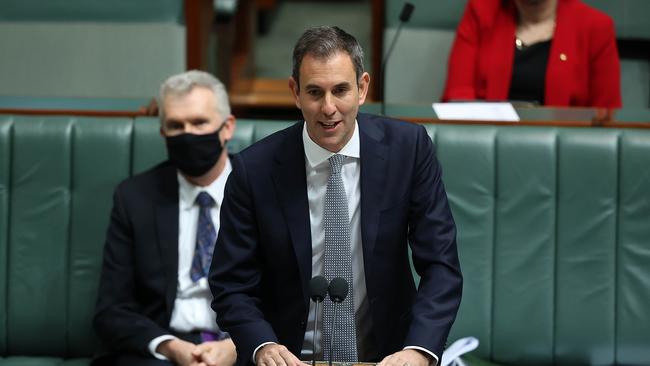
top-left (299, 122), bottom-right (438, 365)
top-left (148, 159), bottom-right (232, 359)
top-left (300, 121), bottom-right (374, 360)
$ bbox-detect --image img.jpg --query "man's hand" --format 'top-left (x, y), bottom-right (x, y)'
top-left (377, 349), bottom-right (432, 366)
top-left (157, 338), bottom-right (197, 366)
top-left (255, 343), bottom-right (304, 366)
top-left (191, 338), bottom-right (237, 366)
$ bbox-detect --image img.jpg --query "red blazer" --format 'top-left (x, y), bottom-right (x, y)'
top-left (442, 0), bottom-right (622, 108)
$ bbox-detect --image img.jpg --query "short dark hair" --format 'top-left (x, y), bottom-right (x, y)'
top-left (291, 26), bottom-right (365, 90)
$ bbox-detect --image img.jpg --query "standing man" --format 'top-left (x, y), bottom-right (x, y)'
top-left (94, 70), bottom-right (237, 366)
top-left (210, 26), bottom-right (462, 366)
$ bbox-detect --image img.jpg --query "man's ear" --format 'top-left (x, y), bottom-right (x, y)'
top-left (357, 72), bottom-right (371, 105)
top-left (288, 77), bottom-right (302, 110)
top-left (222, 115), bottom-right (236, 141)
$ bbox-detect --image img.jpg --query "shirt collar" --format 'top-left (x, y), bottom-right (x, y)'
top-left (302, 120), bottom-right (360, 169)
top-left (178, 158), bottom-right (232, 211)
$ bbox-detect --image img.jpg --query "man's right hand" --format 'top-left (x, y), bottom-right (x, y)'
top-left (157, 338), bottom-right (197, 366)
top-left (255, 343), bottom-right (304, 366)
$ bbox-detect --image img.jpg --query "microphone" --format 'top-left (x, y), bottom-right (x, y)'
top-left (310, 275), bottom-right (329, 302)
top-left (399, 2), bottom-right (415, 22)
top-left (380, 2), bottom-right (415, 116)
top-left (327, 277), bottom-right (349, 366)
top-left (328, 277), bottom-right (349, 303)
top-left (309, 276), bottom-right (328, 365)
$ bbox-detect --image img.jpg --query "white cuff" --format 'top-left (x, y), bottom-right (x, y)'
top-left (149, 334), bottom-right (178, 360)
top-left (404, 346), bottom-right (439, 366)
top-left (252, 342), bottom-right (277, 363)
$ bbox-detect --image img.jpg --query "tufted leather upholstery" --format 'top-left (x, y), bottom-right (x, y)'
top-left (0, 115), bottom-right (649, 365)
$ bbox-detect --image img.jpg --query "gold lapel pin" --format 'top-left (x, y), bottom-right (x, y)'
top-left (560, 53), bottom-right (568, 61)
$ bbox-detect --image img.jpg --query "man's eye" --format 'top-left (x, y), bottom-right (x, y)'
top-left (307, 89), bottom-right (322, 97)
top-left (193, 119), bottom-right (208, 126)
top-left (333, 87), bottom-right (349, 95)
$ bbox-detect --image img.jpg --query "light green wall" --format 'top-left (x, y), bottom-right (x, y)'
top-left (0, 22), bottom-right (185, 98)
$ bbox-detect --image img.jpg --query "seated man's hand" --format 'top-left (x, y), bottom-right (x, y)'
top-left (157, 338), bottom-right (198, 366)
top-left (378, 349), bottom-right (432, 366)
top-left (255, 343), bottom-right (304, 366)
top-left (191, 338), bottom-right (237, 366)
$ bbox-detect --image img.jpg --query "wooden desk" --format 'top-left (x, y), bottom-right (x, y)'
top-left (0, 96), bottom-right (151, 117)
top-left (360, 104), bottom-right (650, 129)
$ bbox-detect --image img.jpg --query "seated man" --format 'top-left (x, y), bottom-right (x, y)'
top-left (94, 70), bottom-right (237, 366)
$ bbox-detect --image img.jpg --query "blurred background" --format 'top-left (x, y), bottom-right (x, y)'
top-left (0, 0), bottom-right (648, 119)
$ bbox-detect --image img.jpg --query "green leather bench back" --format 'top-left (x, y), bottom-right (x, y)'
top-left (383, 0), bottom-right (467, 105)
top-left (385, 0), bottom-right (466, 30)
top-left (1, 115), bottom-right (650, 365)
top-left (584, 0), bottom-right (650, 39)
top-left (0, 116), bottom-right (131, 361)
top-left (425, 124), bottom-right (650, 365)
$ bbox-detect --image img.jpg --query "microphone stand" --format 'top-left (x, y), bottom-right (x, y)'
top-left (312, 301), bottom-right (320, 366)
top-left (328, 305), bottom-right (339, 366)
top-left (381, 20), bottom-right (405, 117)
top-left (380, 2), bottom-right (415, 116)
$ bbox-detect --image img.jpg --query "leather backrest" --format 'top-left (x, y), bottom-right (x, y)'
top-left (0, 116), bottom-right (132, 356)
top-left (1, 115), bottom-right (649, 364)
top-left (424, 124), bottom-right (650, 365)
top-left (385, 0), bottom-right (467, 30)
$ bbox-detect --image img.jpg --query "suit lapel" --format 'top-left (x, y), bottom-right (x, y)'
top-left (271, 123), bottom-right (311, 303)
top-left (488, 1), bottom-right (517, 99)
top-left (154, 164), bottom-right (180, 317)
top-left (358, 115), bottom-right (388, 275)
top-left (545, 0), bottom-right (573, 105)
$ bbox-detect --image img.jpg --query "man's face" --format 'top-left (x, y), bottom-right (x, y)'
top-left (160, 86), bottom-right (233, 145)
top-left (289, 51), bottom-right (370, 153)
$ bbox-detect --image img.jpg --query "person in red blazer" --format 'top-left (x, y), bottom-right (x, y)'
top-left (442, 0), bottom-right (622, 108)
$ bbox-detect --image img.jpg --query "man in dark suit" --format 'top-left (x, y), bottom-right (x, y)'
top-left (209, 26), bottom-right (462, 366)
top-left (94, 70), bottom-right (237, 366)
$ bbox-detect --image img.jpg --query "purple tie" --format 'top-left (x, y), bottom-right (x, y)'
top-left (190, 192), bottom-right (216, 282)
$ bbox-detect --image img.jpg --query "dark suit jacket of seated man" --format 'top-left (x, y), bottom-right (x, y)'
top-left (94, 70), bottom-right (237, 366)
top-left (209, 26), bottom-right (463, 366)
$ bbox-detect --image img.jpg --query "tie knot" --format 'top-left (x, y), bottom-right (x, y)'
top-left (195, 191), bottom-right (215, 208)
top-left (328, 154), bottom-right (345, 175)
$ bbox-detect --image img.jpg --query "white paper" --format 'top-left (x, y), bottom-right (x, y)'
top-left (441, 337), bottom-right (480, 366)
top-left (433, 102), bottom-right (520, 122)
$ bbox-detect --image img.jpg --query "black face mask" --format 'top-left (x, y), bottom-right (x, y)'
top-left (165, 124), bottom-right (226, 177)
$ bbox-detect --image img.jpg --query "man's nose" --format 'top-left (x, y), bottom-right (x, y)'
top-left (182, 124), bottom-right (199, 134)
top-left (321, 94), bottom-right (337, 116)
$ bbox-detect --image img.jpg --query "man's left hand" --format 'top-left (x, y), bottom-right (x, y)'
top-left (190, 338), bottom-right (237, 366)
top-left (377, 349), bottom-right (432, 366)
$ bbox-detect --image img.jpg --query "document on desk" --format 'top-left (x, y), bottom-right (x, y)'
top-left (441, 336), bottom-right (480, 366)
top-left (432, 102), bottom-right (520, 122)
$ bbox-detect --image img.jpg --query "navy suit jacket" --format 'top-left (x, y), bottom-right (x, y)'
top-left (209, 113), bottom-right (462, 364)
top-left (94, 162), bottom-right (182, 355)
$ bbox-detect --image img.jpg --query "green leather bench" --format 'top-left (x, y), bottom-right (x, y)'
top-left (1, 115), bottom-right (649, 365)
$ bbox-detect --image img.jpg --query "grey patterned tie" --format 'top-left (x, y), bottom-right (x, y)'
top-left (322, 154), bottom-right (358, 362)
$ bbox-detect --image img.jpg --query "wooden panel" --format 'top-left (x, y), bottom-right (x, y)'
top-left (185, 0), bottom-right (215, 70)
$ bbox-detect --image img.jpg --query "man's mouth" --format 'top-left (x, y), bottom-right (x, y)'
top-left (319, 120), bottom-right (341, 129)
